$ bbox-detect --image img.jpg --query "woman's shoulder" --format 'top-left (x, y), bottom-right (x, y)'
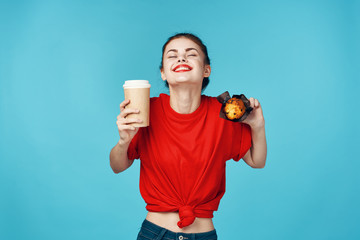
top-left (202, 95), bottom-right (222, 108)
top-left (151, 93), bottom-right (169, 99)
top-left (149, 93), bottom-right (163, 102)
top-left (149, 94), bottom-right (171, 114)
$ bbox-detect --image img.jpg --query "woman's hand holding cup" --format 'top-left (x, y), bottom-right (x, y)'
top-left (117, 99), bottom-right (142, 145)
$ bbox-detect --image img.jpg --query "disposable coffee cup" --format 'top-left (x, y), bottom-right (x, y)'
top-left (123, 80), bottom-right (151, 127)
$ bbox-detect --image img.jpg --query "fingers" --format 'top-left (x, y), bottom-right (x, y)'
top-left (255, 99), bottom-right (260, 108)
top-left (249, 97), bottom-right (260, 108)
top-left (119, 99), bottom-right (140, 119)
top-left (249, 97), bottom-right (255, 108)
top-left (117, 116), bottom-right (142, 128)
top-left (117, 100), bottom-right (141, 144)
top-left (117, 117), bottom-right (142, 125)
top-left (119, 108), bottom-right (140, 118)
top-left (117, 124), bottom-right (136, 132)
top-left (117, 123), bottom-right (137, 131)
top-left (116, 108), bottom-right (142, 132)
top-left (120, 99), bottom-right (130, 112)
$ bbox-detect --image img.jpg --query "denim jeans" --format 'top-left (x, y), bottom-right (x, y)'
top-left (136, 219), bottom-right (218, 240)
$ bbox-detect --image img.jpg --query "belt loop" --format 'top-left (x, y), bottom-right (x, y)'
top-left (155, 228), bottom-right (167, 240)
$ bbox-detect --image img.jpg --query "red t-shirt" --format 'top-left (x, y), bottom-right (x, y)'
top-left (128, 93), bottom-right (252, 228)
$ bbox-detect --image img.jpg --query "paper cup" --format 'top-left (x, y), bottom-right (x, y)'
top-left (123, 80), bottom-right (151, 127)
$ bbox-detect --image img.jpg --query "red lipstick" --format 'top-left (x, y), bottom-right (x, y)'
top-left (173, 64), bottom-right (192, 72)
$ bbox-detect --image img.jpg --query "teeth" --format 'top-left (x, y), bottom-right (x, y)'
top-left (175, 67), bottom-right (190, 71)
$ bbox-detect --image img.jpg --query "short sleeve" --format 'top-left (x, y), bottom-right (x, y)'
top-left (127, 128), bottom-right (142, 160)
top-left (232, 123), bottom-right (252, 162)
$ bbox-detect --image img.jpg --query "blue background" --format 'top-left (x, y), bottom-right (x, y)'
top-left (1, 0), bottom-right (359, 239)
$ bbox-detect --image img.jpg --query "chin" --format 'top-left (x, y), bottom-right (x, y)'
top-left (167, 75), bottom-right (202, 86)
top-left (175, 76), bottom-right (190, 82)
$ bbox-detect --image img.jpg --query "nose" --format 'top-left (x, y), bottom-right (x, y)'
top-left (178, 55), bottom-right (187, 62)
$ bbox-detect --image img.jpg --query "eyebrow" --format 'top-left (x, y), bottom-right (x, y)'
top-left (166, 48), bottom-right (199, 54)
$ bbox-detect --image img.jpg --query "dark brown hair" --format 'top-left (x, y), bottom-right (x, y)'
top-left (160, 33), bottom-right (211, 90)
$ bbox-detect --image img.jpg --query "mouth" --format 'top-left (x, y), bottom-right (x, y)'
top-left (173, 64), bottom-right (192, 72)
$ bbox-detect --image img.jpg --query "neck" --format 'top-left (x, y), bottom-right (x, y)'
top-left (169, 85), bottom-right (202, 114)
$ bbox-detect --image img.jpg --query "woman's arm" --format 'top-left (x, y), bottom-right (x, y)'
top-left (242, 126), bottom-right (267, 168)
top-left (110, 99), bottom-right (141, 173)
top-left (110, 142), bottom-right (135, 173)
top-left (241, 98), bottom-right (267, 168)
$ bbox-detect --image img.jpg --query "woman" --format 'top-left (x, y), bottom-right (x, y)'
top-left (110, 33), bottom-right (267, 240)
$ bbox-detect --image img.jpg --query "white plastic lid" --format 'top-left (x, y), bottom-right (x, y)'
top-left (123, 80), bottom-right (151, 88)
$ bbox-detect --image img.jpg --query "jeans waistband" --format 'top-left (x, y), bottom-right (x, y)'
top-left (140, 219), bottom-right (217, 240)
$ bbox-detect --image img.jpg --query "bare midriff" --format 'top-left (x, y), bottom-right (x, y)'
top-left (146, 211), bottom-right (215, 233)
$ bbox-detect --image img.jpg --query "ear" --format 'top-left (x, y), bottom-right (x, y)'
top-left (204, 65), bottom-right (211, 78)
top-left (160, 69), bottom-right (166, 81)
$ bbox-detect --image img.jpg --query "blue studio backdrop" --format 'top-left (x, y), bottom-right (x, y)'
top-left (0, 0), bottom-right (359, 239)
